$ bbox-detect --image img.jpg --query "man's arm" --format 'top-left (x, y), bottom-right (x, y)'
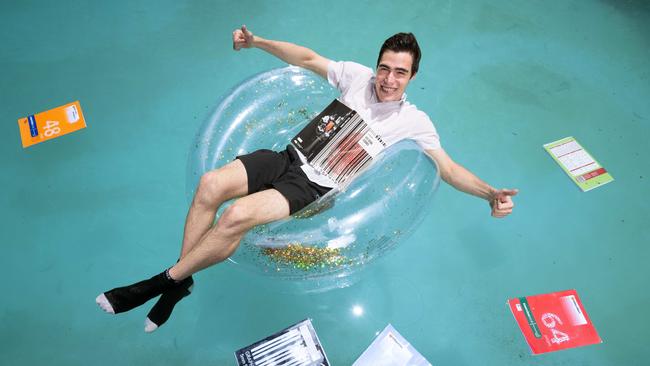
top-left (232, 25), bottom-right (330, 78)
top-left (426, 148), bottom-right (518, 218)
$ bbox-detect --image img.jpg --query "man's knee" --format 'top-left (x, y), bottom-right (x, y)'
top-left (217, 202), bottom-right (254, 233)
top-left (196, 170), bottom-right (227, 206)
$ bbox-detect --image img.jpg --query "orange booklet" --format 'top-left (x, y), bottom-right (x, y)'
top-left (17, 101), bottom-right (87, 148)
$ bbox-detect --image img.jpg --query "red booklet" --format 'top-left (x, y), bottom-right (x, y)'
top-left (508, 289), bottom-right (602, 354)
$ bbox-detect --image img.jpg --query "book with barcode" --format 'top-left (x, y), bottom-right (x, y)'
top-left (508, 289), bottom-right (602, 354)
top-left (234, 319), bottom-right (330, 366)
top-left (292, 99), bottom-right (386, 188)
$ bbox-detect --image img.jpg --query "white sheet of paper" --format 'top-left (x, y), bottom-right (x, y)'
top-left (353, 325), bottom-right (431, 366)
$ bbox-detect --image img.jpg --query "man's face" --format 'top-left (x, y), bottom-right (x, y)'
top-left (375, 50), bottom-right (415, 102)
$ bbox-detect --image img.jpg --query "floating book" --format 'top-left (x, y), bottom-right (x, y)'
top-left (544, 136), bottom-right (613, 191)
top-left (17, 101), bottom-right (87, 148)
top-left (292, 99), bottom-right (385, 189)
top-left (234, 319), bottom-right (329, 366)
top-left (353, 324), bottom-right (431, 366)
top-left (508, 289), bottom-right (602, 354)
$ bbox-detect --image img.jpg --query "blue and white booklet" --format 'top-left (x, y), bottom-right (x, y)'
top-left (234, 319), bottom-right (329, 366)
top-left (353, 324), bottom-right (432, 366)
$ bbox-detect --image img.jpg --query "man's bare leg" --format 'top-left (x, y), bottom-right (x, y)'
top-left (180, 159), bottom-right (249, 258)
top-left (96, 161), bottom-right (249, 320)
top-left (169, 188), bottom-right (290, 279)
top-left (144, 189), bottom-right (289, 332)
top-left (141, 159), bottom-right (251, 331)
top-left (97, 186), bottom-right (290, 331)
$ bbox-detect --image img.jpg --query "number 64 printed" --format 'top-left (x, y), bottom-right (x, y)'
top-left (508, 290), bottom-right (602, 355)
top-left (541, 313), bottom-right (570, 345)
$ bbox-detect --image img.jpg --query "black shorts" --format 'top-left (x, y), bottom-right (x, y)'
top-left (236, 145), bottom-right (332, 214)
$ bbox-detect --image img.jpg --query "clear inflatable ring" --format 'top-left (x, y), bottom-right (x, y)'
top-left (187, 67), bottom-right (440, 285)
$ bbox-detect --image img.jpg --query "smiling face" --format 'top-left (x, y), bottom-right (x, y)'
top-left (374, 50), bottom-right (416, 102)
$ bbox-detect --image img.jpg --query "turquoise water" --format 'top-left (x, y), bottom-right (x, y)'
top-left (1, 0), bottom-right (648, 365)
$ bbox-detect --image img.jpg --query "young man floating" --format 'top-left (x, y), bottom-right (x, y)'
top-left (96, 26), bottom-right (518, 332)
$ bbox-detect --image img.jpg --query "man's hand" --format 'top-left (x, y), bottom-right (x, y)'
top-left (233, 25), bottom-right (254, 51)
top-left (230, 25), bottom-right (329, 78)
top-left (490, 189), bottom-right (518, 218)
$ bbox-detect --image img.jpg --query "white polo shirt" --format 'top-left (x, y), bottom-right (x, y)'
top-left (299, 60), bottom-right (442, 188)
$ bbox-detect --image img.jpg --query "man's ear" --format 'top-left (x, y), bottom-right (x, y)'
top-left (410, 72), bottom-right (417, 80)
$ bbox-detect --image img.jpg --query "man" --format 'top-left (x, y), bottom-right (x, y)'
top-left (96, 26), bottom-right (517, 332)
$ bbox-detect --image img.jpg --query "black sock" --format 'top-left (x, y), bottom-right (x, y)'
top-left (145, 276), bottom-right (194, 331)
top-left (99, 270), bottom-right (181, 314)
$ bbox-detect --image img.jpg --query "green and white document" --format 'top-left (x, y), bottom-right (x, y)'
top-left (544, 136), bottom-right (613, 192)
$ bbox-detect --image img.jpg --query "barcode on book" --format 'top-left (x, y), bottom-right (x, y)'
top-left (292, 99), bottom-right (385, 188)
top-left (310, 114), bottom-right (383, 187)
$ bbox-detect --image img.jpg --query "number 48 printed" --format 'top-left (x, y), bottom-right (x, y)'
top-left (18, 101), bottom-right (87, 148)
top-left (43, 120), bottom-right (61, 137)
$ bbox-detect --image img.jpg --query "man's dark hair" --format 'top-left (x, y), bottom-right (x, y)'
top-left (377, 32), bottom-right (421, 76)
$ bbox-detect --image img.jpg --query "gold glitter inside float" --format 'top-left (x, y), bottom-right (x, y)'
top-left (262, 243), bottom-right (350, 271)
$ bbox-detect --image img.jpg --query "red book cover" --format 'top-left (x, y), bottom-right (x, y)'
top-left (508, 289), bottom-right (602, 354)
